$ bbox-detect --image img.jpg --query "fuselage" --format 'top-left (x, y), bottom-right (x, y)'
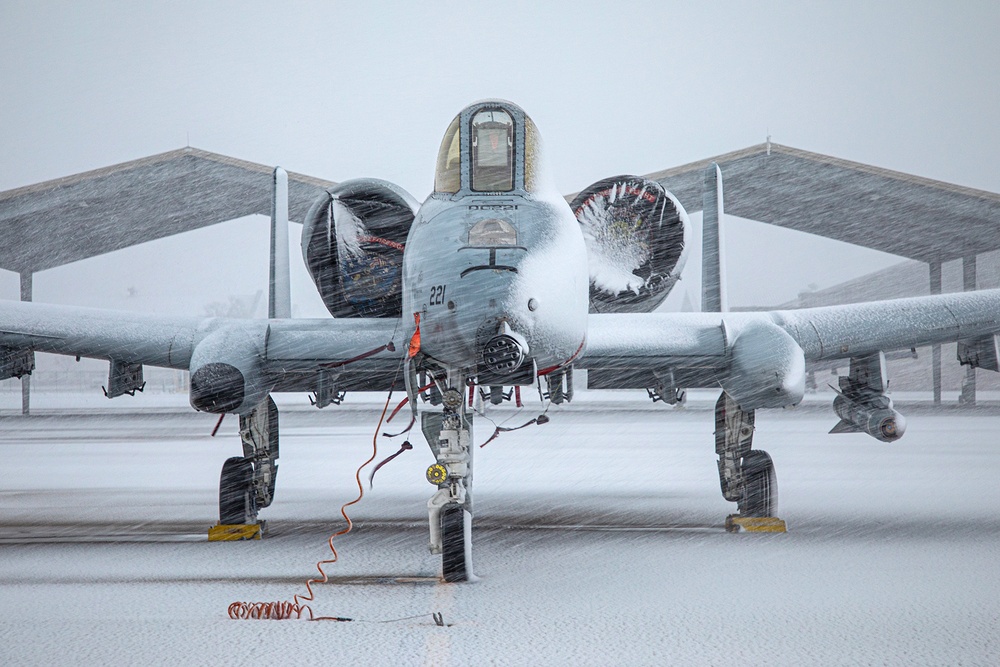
top-left (400, 100), bottom-right (588, 379)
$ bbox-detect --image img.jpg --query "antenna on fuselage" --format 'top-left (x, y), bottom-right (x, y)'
top-left (701, 162), bottom-right (727, 313)
top-left (269, 167), bottom-right (292, 319)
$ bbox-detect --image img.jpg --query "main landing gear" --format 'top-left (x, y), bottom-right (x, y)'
top-left (217, 396), bottom-right (279, 528)
top-left (714, 392), bottom-right (786, 533)
top-left (422, 385), bottom-right (475, 582)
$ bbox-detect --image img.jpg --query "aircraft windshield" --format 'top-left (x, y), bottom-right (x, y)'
top-left (434, 115), bottom-right (461, 193)
top-left (471, 109), bottom-right (514, 192)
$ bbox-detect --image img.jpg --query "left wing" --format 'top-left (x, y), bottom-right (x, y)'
top-left (580, 288), bottom-right (1000, 410)
top-left (0, 300), bottom-right (206, 369)
top-left (0, 300), bottom-right (406, 410)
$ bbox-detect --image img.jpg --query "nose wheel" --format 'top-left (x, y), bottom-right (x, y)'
top-left (441, 503), bottom-right (473, 582)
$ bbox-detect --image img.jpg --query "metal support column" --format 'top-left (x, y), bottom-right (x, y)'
top-left (929, 261), bottom-right (941, 406)
top-left (960, 255), bottom-right (977, 406)
top-left (701, 163), bottom-right (727, 313)
top-left (19, 271), bottom-right (32, 415)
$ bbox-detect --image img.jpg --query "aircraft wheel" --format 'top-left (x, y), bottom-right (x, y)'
top-left (219, 456), bottom-right (256, 525)
top-left (739, 450), bottom-right (776, 518)
top-left (441, 503), bottom-right (472, 582)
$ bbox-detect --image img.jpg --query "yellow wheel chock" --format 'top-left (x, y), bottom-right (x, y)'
top-left (725, 515), bottom-right (787, 533)
top-left (208, 523), bottom-right (262, 541)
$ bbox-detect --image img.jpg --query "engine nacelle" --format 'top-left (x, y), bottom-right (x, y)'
top-left (570, 175), bottom-right (688, 313)
top-left (832, 393), bottom-right (906, 442)
top-left (720, 320), bottom-right (805, 410)
top-left (189, 324), bottom-right (272, 415)
top-left (302, 178), bottom-right (417, 318)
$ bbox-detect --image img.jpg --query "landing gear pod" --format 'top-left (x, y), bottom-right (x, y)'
top-left (189, 324), bottom-right (273, 415)
top-left (570, 175), bottom-right (688, 313)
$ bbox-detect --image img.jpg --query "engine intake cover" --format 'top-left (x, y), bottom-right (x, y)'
top-left (571, 175), bottom-right (688, 314)
top-left (302, 179), bottom-right (416, 318)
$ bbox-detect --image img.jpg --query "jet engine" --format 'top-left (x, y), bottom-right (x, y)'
top-left (302, 178), bottom-right (417, 318)
top-left (189, 324), bottom-right (273, 415)
top-left (570, 175), bottom-right (688, 313)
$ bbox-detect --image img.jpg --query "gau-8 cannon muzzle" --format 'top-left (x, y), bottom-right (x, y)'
top-left (481, 329), bottom-right (529, 376)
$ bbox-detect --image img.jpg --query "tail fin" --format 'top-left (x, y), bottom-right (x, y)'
top-left (701, 163), bottom-right (727, 312)
top-left (269, 167), bottom-right (292, 319)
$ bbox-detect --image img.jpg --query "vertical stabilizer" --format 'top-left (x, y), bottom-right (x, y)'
top-left (269, 167), bottom-right (292, 319)
top-left (701, 163), bottom-right (727, 312)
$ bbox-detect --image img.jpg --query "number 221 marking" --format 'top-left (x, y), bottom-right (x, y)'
top-left (429, 285), bottom-right (447, 306)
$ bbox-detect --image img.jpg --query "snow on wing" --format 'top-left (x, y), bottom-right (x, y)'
top-left (581, 288), bottom-right (1000, 384)
top-left (0, 299), bottom-right (405, 375)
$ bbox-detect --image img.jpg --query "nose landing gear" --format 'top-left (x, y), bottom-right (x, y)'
top-left (423, 386), bottom-right (475, 581)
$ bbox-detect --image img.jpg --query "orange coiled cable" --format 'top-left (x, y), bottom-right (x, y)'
top-left (228, 600), bottom-right (309, 620)
top-left (228, 388), bottom-right (395, 621)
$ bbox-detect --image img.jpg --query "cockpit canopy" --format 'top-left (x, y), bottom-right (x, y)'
top-left (471, 109), bottom-right (514, 191)
top-left (434, 100), bottom-right (542, 195)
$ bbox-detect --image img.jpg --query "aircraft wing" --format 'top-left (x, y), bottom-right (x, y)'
top-left (580, 288), bottom-right (1000, 406)
top-left (0, 300), bottom-right (405, 393)
top-left (0, 301), bottom-right (206, 369)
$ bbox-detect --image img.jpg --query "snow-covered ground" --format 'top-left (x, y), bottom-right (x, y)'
top-left (1, 392), bottom-right (999, 665)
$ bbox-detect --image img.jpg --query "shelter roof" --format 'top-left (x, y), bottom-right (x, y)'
top-left (2, 143), bottom-right (998, 274)
top-left (643, 143), bottom-right (1000, 264)
top-left (0, 148), bottom-right (336, 273)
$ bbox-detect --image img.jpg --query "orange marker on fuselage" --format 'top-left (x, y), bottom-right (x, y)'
top-left (408, 312), bottom-right (421, 358)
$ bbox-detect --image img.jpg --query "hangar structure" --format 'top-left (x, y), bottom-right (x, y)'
top-left (2, 144), bottom-right (999, 414)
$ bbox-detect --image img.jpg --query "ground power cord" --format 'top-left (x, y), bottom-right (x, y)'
top-left (227, 383), bottom-right (445, 625)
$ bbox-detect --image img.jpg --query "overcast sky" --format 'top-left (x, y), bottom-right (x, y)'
top-left (2, 1), bottom-right (998, 315)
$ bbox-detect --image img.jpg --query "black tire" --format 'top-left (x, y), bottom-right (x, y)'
top-left (739, 450), bottom-right (777, 518)
top-left (219, 456), bottom-right (256, 525)
top-left (441, 504), bottom-right (471, 582)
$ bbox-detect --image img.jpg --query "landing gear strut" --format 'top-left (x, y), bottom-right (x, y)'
top-left (423, 385), bottom-right (474, 582)
top-left (715, 392), bottom-right (783, 531)
top-left (218, 396), bottom-right (279, 525)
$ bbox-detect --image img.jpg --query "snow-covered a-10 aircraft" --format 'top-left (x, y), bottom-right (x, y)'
top-left (3, 99), bottom-right (1000, 581)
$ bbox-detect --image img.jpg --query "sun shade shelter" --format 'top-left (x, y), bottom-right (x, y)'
top-left (2, 144), bottom-right (999, 413)
top-left (641, 142), bottom-right (1000, 408)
